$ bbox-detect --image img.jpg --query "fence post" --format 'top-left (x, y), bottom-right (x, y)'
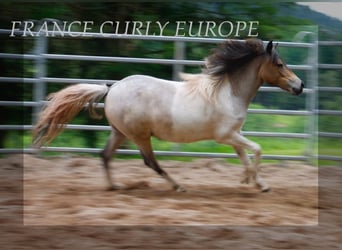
top-left (33, 34), bottom-right (47, 123)
top-left (172, 41), bottom-right (185, 81)
top-left (305, 31), bottom-right (319, 165)
top-left (172, 41), bottom-right (185, 151)
top-left (309, 30), bottom-right (319, 166)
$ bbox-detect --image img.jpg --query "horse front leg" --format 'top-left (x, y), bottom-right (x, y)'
top-left (233, 145), bottom-right (252, 184)
top-left (222, 133), bottom-right (270, 192)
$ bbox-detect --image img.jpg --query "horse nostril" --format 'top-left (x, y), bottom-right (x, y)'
top-left (292, 81), bottom-right (304, 95)
top-left (293, 82), bottom-right (304, 95)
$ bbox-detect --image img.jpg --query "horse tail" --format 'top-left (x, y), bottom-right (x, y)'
top-left (32, 83), bottom-right (110, 147)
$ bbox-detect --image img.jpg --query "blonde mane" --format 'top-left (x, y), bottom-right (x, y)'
top-left (180, 72), bottom-right (224, 103)
top-left (181, 39), bottom-right (266, 102)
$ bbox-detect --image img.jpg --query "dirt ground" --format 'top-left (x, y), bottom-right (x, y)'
top-left (0, 154), bottom-right (341, 249)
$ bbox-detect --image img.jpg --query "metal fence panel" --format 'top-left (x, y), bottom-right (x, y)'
top-left (1, 29), bottom-right (341, 162)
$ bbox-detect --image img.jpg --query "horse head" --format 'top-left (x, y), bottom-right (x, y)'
top-left (259, 41), bottom-right (304, 95)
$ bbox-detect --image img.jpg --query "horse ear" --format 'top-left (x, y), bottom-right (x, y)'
top-left (266, 40), bottom-right (273, 55)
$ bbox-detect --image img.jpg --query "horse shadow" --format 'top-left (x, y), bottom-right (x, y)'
top-left (111, 181), bottom-right (261, 200)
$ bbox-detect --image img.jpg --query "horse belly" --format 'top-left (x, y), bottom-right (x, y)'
top-left (159, 125), bottom-right (213, 143)
top-left (167, 97), bottom-right (217, 143)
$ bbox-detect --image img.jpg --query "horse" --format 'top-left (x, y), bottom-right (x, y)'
top-left (33, 39), bottom-right (303, 192)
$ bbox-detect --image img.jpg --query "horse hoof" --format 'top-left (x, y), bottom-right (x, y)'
top-left (175, 186), bottom-right (187, 192)
top-left (255, 183), bottom-right (271, 192)
top-left (241, 179), bottom-right (249, 184)
top-left (106, 185), bottom-right (122, 191)
top-left (240, 176), bottom-right (250, 184)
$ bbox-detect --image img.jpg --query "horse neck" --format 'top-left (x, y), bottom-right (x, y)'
top-left (227, 58), bottom-right (263, 109)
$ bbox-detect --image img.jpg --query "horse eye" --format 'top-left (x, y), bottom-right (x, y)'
top-left (277, 63), bottom-right (283, 68)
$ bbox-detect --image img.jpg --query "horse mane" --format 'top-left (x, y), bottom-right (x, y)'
top-left (182, 38), bottom-right (265, 101)
top-left (180, 72), bottom-right (219, 102)
top-left (205, 38), bottom-right (265, 82)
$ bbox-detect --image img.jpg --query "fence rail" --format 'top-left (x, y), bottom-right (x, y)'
top-left (1, 28), bottom-right (341, 162)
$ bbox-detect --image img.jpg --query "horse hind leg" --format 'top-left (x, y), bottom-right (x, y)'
top-left (137, 138), bottom-right (186, 192)
top-left (100, 129), bottom-right (126, 190)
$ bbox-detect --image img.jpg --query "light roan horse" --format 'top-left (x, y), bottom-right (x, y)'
top-left (33, 39), bottom-right (303, 192)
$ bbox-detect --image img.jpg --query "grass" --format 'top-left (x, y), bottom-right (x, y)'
top-left (6, 103), bottom-right (340, 165)
top-left (318, 138), bottom-right (342, 166)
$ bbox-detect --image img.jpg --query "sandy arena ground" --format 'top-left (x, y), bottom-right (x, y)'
top-left (0, 154), bottom-right (341, 249)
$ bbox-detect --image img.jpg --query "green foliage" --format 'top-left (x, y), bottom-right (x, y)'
top-left (1, 2), bottom-right (341, 164)
top-left (244, 104), bottom-right (306, 133)
top-left (17, 102), bottom-right (309, 163)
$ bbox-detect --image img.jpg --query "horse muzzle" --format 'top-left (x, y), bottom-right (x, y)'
top-left (291, 81), bottom-right (304, 95)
